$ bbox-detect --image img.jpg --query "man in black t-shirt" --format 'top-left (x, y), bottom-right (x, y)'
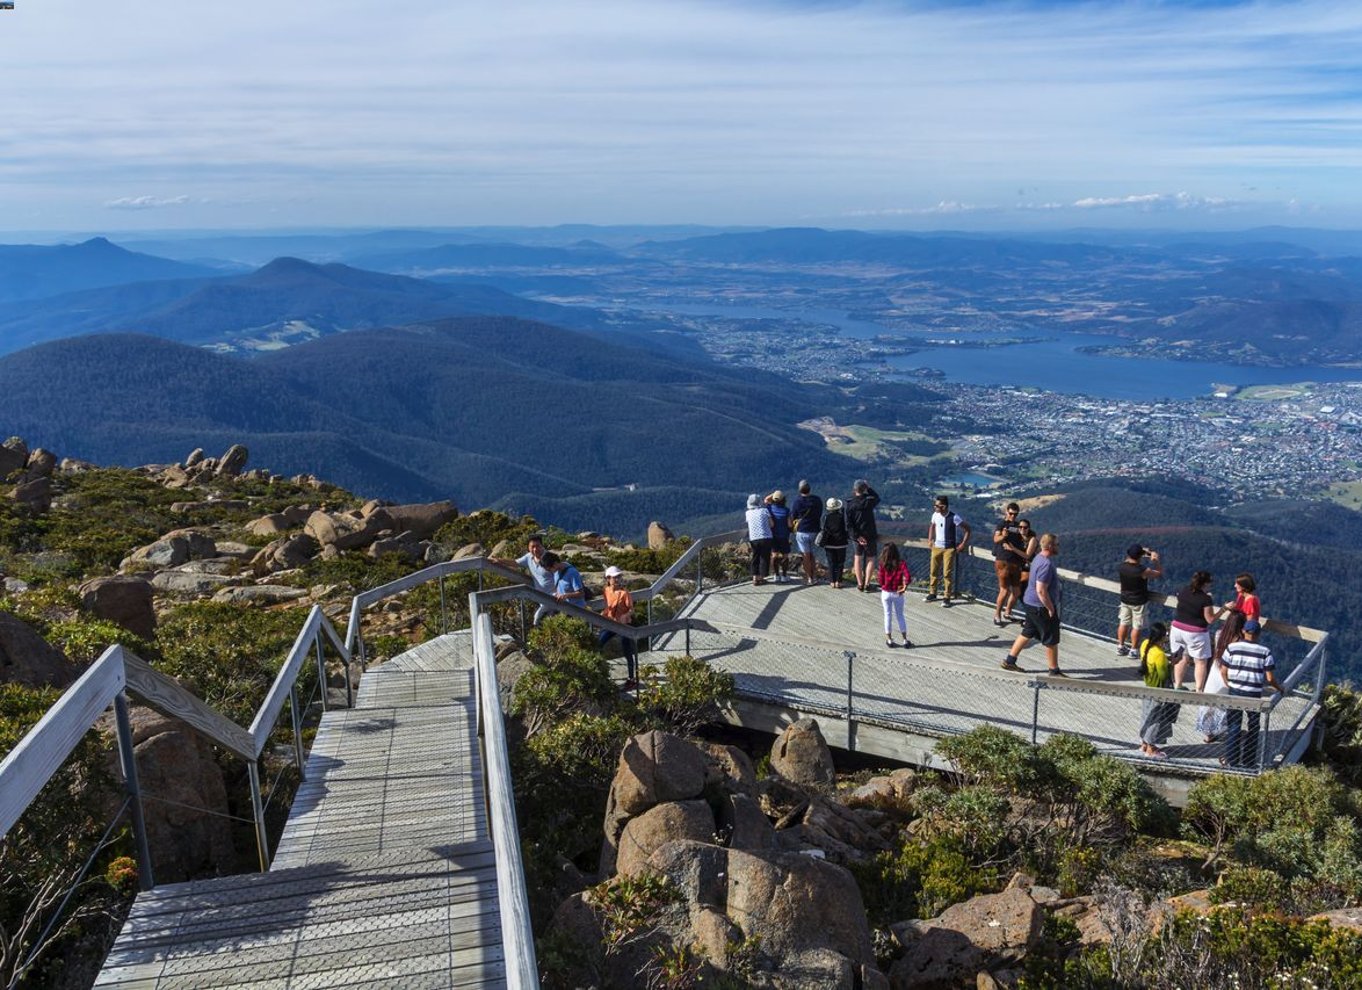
top-left (991, 502), bottom-right (1026, 626)
top-left (1116, 543), bottom-right (1162, 657)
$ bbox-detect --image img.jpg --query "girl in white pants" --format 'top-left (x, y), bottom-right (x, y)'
top-left (878, 543), bottom-right (913, 648)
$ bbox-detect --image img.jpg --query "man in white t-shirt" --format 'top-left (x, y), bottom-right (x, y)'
top-left (925, 495), bottom-right (971, 607)
top-left (492, 533), bottom-right (557, 624)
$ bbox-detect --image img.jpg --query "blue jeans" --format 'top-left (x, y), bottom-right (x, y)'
top-left (1224, 687), bottom-right (1262, 769)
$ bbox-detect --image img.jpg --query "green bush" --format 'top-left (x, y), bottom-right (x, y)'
top-left (636, 655), bottom-right (734, 735)
top-left (853, 833), bottom-right (993, 926)
top-left (1184, 765), bottom-right (1362, 911)
top-left (433, 511), bottom-right (542, 557)
top-left (606, 539), bottom-right (693, 576)
top-left (155, 601), bottom-right (310, 726)
top-left (1319, 682), bottom-right (1362, 785)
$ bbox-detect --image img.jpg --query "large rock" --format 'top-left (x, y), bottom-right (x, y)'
top-left (245, 514), bottom-right (293, 537)
top-left (123, 531), bottom-right (216, 571)
top-left (184, 448), bottom-right (205, 468)
top-left (646, 839), bottom-right (881, 989)
top-left (24, 448), bottom-right (57, 478)
top-left (616, 800), bottom-right (716, 878)
top-left (0, 437), bottom-right (28, 479)
top-left (79, 575), bottom-right (156, 641)
top-left (214, 444), bottom-right (249, 477)
top-left (0, 611), bottom-right (77, 688)
top-left (252, 534), bottom-right (320, 575)
top-left (495, 649), bottom-right (536, 714)
top-left (890, 888), bottom-right (1043, 989)
top-left (211, 585), bottom-right (309, 606)
top-left (606, 731), bottom-right (710, 838)
top-left (10, 476), bottom-right (53, 512)
top-left (107, 707), bottom-right (236, 882)
top-left (304, 509), bottom-right (392, 551)
top-left (150, 571), bottom-right (243, 596)
top-left (383, 500), bottom-right (459, 539)
top-left (648, 521), bottom-right (675, 550)
top-left (771, 717), bottom-right (835, 789)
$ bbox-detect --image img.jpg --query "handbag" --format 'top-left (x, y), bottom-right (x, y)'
top-left (814, 530), bottom-right (826, 547)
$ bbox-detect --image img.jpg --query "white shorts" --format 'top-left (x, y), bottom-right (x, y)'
top-left (1169, 626), bottom-right (1212, 662)
top-left (795, 532), bottom-right (816, 554)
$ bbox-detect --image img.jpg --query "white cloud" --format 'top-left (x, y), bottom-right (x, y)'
top-left (1071, 192), bottom-right (1242, 212)
top-left (104, 195), bottom-right (194, 210)
top-left (3, 1), bottom-right (1362, 227)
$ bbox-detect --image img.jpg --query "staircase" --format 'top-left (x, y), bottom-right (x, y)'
top-left (95, 631), bottom-right (509, 989)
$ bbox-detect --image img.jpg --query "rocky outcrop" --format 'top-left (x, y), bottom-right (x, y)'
top-left (211, 585), bottom-right (309, 606)
top-left (11, 476), bottom-right (53, 512)
top-left (25, 448), bottom-right (57, 478)
top-left (104, 707), bottom-right (236, 883)
top-left (648, 521), bottom-right (675, 550)
top-left (79, 575), bottom-right (156, 641)
top-left (889, 888), bottom-right (1044, 990)
top-left (121, 530), bottom-right (218, 571)
top-left (771, 717), bottom-right (835, 789)
top-left (617, 800), bottom-right (716, 877)
top-left (214, 444), bottom-right (249, 477)
top-left (382, 500), bottom-right (459, 540)
top-left (251, 535), bottom-right (320, 575)
top-left (0, 612), bottom-right (77, 688)
top-left (304, 508), bottom-right (393, 552)
top-left (0, 437), bottom-right (28, 479)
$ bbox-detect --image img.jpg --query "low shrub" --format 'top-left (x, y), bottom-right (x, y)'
top-left (636, 655), bottom-right (734, 735)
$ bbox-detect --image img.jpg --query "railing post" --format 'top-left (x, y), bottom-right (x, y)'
top-left (1257, 706), bottom-right (1272, 773)
top-left (1031, 682), bottom-right (1042, 745)
top-left (684, 619), bottom-right (691, 657)
top-left (247, 760), bottom-right (269, 872)
top-left (314, 635), bottom-right (328, 713)
top-left (647, 599), bottom-right (654, 628)
top-left (113, 692), bottom-right (154, 892)
top-left (518, 599), bottom-right (527, 644)
top-left (696, 555), bottom-right (703, 595)
top-left (844, 650), bottom-right (855, 717)
top-left (439, 574), bottom-right (449, 635)
top-left (289, 685), bottom-right (306, 781)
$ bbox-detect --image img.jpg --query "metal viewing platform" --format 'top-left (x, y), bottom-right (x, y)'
top-left (0, 536), bottom-right (1328, 988)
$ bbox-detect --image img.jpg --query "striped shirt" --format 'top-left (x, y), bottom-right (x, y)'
top-left (1222, 640), bottom-right (1275, 694)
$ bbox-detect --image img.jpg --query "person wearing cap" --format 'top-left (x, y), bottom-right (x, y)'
top-left (600, 565), bottom-right (639, 688)
top-left (819, 496), bottom-right (850, 588)
top-left (765, 490), bottom-right (793, 583)
top-left (790, 480), bottom-right (823, 585)
top-left (1116, 544), bottom-right (1163, 658)
top-left (745, 493), bottom-right (774, 586)
top-left (846, 479), bottom-right (881, 593)
top-left (1217, 619), bottom-right (1284, 769)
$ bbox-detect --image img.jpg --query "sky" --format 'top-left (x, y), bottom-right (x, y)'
top-left (3, 0), bottom-right (1362, 234)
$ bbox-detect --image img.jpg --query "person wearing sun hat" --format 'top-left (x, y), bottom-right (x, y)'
top-left (819, 495), bottom-right (850, 588)
top-left (600, 565), bottom-right (639, 688)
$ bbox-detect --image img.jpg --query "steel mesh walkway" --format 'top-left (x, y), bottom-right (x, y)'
top-left (95, 631), bottom-right (506, 989)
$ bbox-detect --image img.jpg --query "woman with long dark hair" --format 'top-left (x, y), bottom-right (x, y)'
top-left (878, 542), bottom-right (913, 649)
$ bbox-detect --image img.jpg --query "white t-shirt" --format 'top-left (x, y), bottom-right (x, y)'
top-left (929, 511), bottom-right (965, 549)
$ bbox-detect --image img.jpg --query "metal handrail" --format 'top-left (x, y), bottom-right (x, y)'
top-left (471, 613), bottom-right (539, 990)
top-left (0, 604), bottom-right (352, 884)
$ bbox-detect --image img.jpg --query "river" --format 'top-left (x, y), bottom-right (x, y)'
top-left (649, 302), bottom-right (1362, 401)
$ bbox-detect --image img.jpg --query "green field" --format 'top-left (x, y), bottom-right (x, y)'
top-left (1235, 382), bottom-right (1315, 402)
top-left (1322, 480), bottom-right (1362, 510)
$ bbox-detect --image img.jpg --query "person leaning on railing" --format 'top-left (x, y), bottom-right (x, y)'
top-left (489, 532), bottom-right (557, 625)
top-left (1218, 619), bottom-right (1284, 770)
top-left (599, 565), bottom-right (639, 688)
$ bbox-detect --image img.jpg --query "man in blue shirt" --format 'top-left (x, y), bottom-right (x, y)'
top-left (541, 551), bottom-right (586, 608)
top-left (1002, 532), bottom-right (1065, 676)
top-left (491, 533), bottom-right (557, 624)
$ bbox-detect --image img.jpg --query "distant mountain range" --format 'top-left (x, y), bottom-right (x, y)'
top-left (0, 319), bottom-right (913, 533)
top-left (0, 255), bottom-right (596, 355)
top-left (0, 237), bottom-right (219, 303)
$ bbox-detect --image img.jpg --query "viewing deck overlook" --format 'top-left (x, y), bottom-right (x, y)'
top-left (1, 536), bottom-right (1329, 988)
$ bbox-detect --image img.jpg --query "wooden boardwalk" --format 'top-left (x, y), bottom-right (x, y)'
top-left (95, 632), bottom-right (506, 989)
top-left (656, 581), bottom-right (1320, 788)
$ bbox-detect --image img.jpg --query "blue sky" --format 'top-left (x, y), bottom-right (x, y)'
top-left (2, 0), bottom-right (1361, 233)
